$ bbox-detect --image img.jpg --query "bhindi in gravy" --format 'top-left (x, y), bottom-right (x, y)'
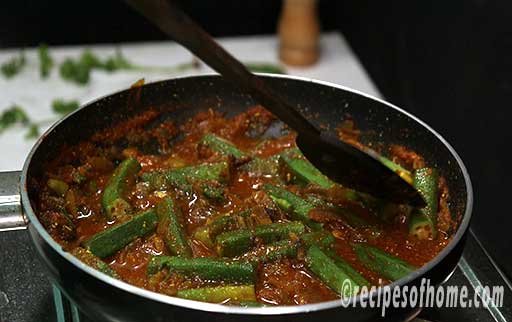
top-left (35, 106), bottom-right (454, 306)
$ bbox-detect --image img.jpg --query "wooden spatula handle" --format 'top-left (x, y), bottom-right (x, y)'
top-left (124, 0), bottom-right (320, 139)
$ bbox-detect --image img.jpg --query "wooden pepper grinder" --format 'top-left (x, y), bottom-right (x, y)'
top-left (278, 0), bottom-right (320, 66)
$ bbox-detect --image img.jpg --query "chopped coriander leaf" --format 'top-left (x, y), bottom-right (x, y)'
top-left (25, 124), bottom-right (40, 139)
top-left (52, 99), bottom-right (80, 115)
top-left (103, 50), bottom-right (133, 71)
top-left (59, 49), bottom-right (104, 85)
top-left (1, 52), bottom-right (26, 78)
top-left (38, 44), bottom-right (54, 78)
top-left (0, 105), bottom-right (30, 132)
top-left (59, 50), bottom-right (116, 85)
top-left (58, 48), bottom-right (199, 85)
top-left (245, 63), bottom-right (285, 74)
top-left (79, 49), bottom-right (104, 69)
top-left (59, 58), bottom-right (91, 85)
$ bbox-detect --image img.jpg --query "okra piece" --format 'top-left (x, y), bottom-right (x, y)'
top-left (102, 157), bottom-right (141, 219)
top-left (237, 207), bottom-right (273, 228)
top-left (256, 240), bottom-right (298, 263)
top-left (304, 192), bottom-right (355, 209)
top-left (176, 285), bottom-right (256, 303)
top-left (301, 231), bottom-right (336, 248)
top-left (236, 240), bottom-right (299, 264)
top-left (304, 194), bottom-right (331, 208)
top-left (201, 183), bottom-right (225, 203)
top-left (306, 193), bottom-right (372, 227)
top-left (216, 230), bottom-right (252, 257)
top-left (353, 243), bottom-right (417, 281)
top-left (323, 249), bottom-right (370, 287)
top-left (378, 156), bottom-right (413, 185)
top-left (71, 247), bottom-right (119, 278)
top-left (47, 178), bottom-right (69, 196)
top-left (83, 209), bottom-right (158, 258)
top-left (242, 148), bottom-right (299, 177)
top-left (193, 215), bottom-right (238, 247)
top-left (156, 197), bottom-right (191, 257)
top-left (306, 195), bottom-right (380, 232)
top-left (305, 245), bottom-right (359, 297)
top-left (242, 154), bottom-right (281, 177)
top-left (146, 256), bottom-right (255, 283)
top-left (409, 168), bottom-right (439, 239)
top-left (215, 221), bottom-right (305, 257)
top-left (199, 133), bottom-right (247, 159)
top-left (142, 161), bottom-right (229, 191)
top-left (281, 154), bottom-right (334, 188)
top-left (264, 184), bottom-right (322, 230)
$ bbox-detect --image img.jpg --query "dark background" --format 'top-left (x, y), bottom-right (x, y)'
top-left (1, 1), bottom-right (511, 278)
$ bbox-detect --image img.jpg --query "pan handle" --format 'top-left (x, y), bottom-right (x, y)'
top-left (0, 171), bottom-right (27, 232)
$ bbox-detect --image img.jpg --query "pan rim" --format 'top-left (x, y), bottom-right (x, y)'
top-left (20, 73), bottom-right (473, 315)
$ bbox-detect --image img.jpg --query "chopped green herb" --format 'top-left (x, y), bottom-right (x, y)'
top-left (59, 49), bottom-right (135, 85)
top-left (0, 105), bottom-right (42, 139)
top-left (25, 124), bottom-right (40, 139)
top-left (245, 63), bottom-right (285, 74)
top-left (59, 58), bottom-right (91, 85)
top-left (103, 50), bottom-right (133, 71)
top-left (38, 43), bottom-right (54, 78)
top-left (202, 183), bottom-right (226, 203)
top-left (79, 49), bottom-right (104, 69)
top-left (52, 99), bottom-right (80, 115)
top-left (0, 105), bottom-right (30, 132)
top-left (1, 52), bottom-right (26, 78)
top-left (58, 49), bottom-right (199, 85)
top-left (59, 49), bottom-right (106, 85)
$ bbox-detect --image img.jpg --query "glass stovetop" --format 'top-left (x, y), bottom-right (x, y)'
top-left (1, 227), bottom-right (511, 322)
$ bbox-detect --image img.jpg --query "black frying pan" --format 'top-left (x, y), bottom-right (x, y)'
top-left (0, 74), bottom-right (472, 322)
